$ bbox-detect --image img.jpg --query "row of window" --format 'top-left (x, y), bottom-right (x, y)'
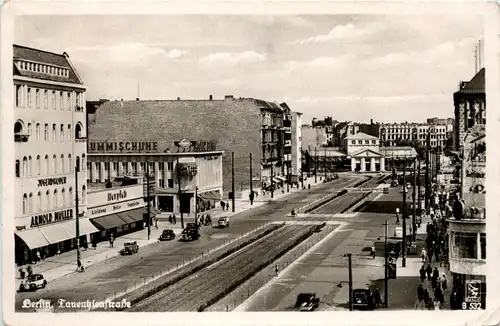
top-left (450, 232), bottom-right (486, 260)
top-left (21, 186), bottom-right (86, 216)
top-left (87, 161), bottom-right (174, 172)
top-left (16, 154), bottom-right (86, 178)
top-left (14, 121), bottom-right (84, 141)
top-left (351, 140), bottom-right (378, 145)
top-left (15, 85), bottom-right (83, 110)
top-left (18, 60), bottom-right (70, 78)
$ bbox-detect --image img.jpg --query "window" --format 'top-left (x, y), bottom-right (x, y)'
top-left (36, 89), bottom-right (40, 108)
top-left (22, 194), bottom-right (27, 215)
top-left (68, 124), bottom-right (71, 141)
top-left (159, 162), bottom-right (165, 171)
top-left (365, 140), bottom-right (369, 144)
top-left (131, 162), bottom-right (137, 173)
top-left (16, 85), bottom-right (22, 107)
top-left (351, 140), bottom-right (356, 145)
top-left (37, 192), bottom-right (42, 211)
top-left (52, 91), bottom-right (56, 109)
top-left (68, 154), bottom-right (72, 173)
top-left (44, 90), bottom-right (48, 109)
top-left (82, 154), bottom-right (86, 170)
top-left (61, 154), bottom-right (65, 173)
top-left (159, 179), bottom-right (164, 187)
top-left (36, 155), bottom-right (41, 175)
top-left (36, 123), bottom-right (40, 140)
top-left (480, 233), bottom-right (486, 259)
top-left (46, 190), bottom-right (50, 209)
top-left (372, 140), bottom-right (376, 144)
top-left (75, 123), bottom-right (82, 139)
top-left (167, 162), bottom-right (173, 171)
top-left (62, 188), bottom-right (66, 207)
top-left (59, 91), bottom-right (63, 109)
top-left (52, 124), bottom-right (56, 141)
top-left (44, 124), bottom-right (48, 141)
top-left (82, 185), bottom-right (86, 203)
top-left (44, 155), bottom-right (49, 175)
top-left (69, 187), bottom-right (73, 206)
top-left (67, 92), bottom-right (71, 110)
top-left (28, 156), bottom-right (32, 176)
top-left (15, 160), bottom-right (20, 178)
top-left (76, 156), bottom-right (80, 171)
top-left (27, 88), bottom-right (32, 107)
top-left (168, 179), bottom-right (174, 188)
top-left (113, 162), bottom-right (118, 172)
top-left (358, 140), bottom-right (362, 144)
top-left (29, 193), bottom-right (33, 213)
top-left (54, 189), bottom-right (58, 208)
top-left (76, 92), bottom-right (81, 107)
top-left (22, 157), bottom-right (27, 177)
top-left (452, 232), bottom-right (478, 259)
top-left (53, 154), bottom-right (57, 174)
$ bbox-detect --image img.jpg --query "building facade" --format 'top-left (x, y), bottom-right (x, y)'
top-left (447, 124), bottom-right (486, 309)
top-left (88, 96), bottom-right (298, 198)
top-left (13, 45), bottom-right (91, 265)
top-left (345, 132), bottom-right (385, 172)
top-left (453, 68), bottom-right (485, 150)
top-left (86, 140), bottom-right (224, 216)
top-left (379, 122), bottom-right (448, 148)
top-left (291, 111), bottom-right (303, 178)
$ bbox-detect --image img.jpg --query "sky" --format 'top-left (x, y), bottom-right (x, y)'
top-left (15, 15), bottom-right (483, 124)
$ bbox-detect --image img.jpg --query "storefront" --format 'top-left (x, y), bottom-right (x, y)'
top-left (87, 185), bottom-right (159, 242)
top-left (14, 209), bottom-right (99, 266)
top-left (197, 190), bottom-right (222, 212)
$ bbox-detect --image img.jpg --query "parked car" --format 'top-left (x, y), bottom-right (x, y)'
top-left (383, 187), bottom-right (390, 194)
top-left (120, 241), bottom-right (139, 255)
top-left (181, 228), bottom-right (200, 241)
top-left (295, 293), bottom-right (320, 311)
top-left (185, 222), bottom-right (200, 230)
top-left (218, 217), bottom-right (230, 228)
top-left (19, 274), bottom-right (47, 292)
top-left (158, 229), bottom-right (176, 241)
top-left (352, 288), bottom-right (375, 310)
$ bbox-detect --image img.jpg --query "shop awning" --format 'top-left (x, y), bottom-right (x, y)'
top-left (38, 222), bottom-right (75, 245)
top-left (198, 191), bottom-right (221, 201)
top-left (274, 176), bottom-right (287, 182)
top-left (116, 208), bottom-right (146, 224)
top-left (65, 219), bottom-right (100, 238)
top-left (90, 214), bottom-right (128, 230)
top-left (15, 228), bottom-right (50, 249)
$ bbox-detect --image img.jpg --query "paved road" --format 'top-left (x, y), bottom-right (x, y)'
top-left (238, 184), bottom-right (413, 311)
top-left (15, 175), bottom-right (362, 312)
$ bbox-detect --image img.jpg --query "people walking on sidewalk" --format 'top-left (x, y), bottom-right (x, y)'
top-left (109, 235), bottom-right (114, 248)
top-left (220, 201), bottom-right (226, 211)
top-left (432, 267), bottom-right (439, 289)
top-left (421, 248), bottom-right (427, 262)
top-left (415, 284), bottom-right (424, 310)
top-left (173, 214), bottom-right (177, 225)
top-left (441, 274), bottom-right (448, 290)
top-left (419, 265), bottom-right (426, 283)
top-left (36, 250), bottom-right (41, 264)
top-left (425, 264), bottom-right (432, 280)
top-left (373, 289), bottom-right (382, 308)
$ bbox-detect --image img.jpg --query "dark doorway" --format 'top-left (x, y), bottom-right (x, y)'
top-left (158, 195), bottom-right (174, 212)
top-left (179, 193), bottom-right (192, 214)
top-left (365, 161), bottom-right (371, 172)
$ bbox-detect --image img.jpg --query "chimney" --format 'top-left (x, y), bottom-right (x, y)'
top-left (135, 98), bottom-right (139, 101)
top-left (177, 97), bottom-right (181, 100)
top-left (370, 119), bottom-right (373, 125)
top-left (209, 95), bottom-right (213, 100)
top-left (224, 95), bottom-right (234, 100)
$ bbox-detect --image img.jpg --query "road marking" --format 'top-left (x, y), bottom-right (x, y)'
top-left (234, 222), bottom-right (349, 311)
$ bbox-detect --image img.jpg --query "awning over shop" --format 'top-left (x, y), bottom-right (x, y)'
top-left (274, 176), bottom-right (287, 182)
top-left (65, 219), bottom-right (100, 238)
top-left (38, 222), bottom-right (74, 245)
top-left (15, 228), bottom-right (50, 249)
top-left (90, 214), bottom-right (128, 230)
top-left (198, 191), bottom-right (221, 201)
top-left (116, 208), bottom-right (147, 224)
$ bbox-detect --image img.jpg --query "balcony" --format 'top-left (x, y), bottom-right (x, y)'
top-left (15, 132), bottom-right (30, 142)
top-left (75, 106), bottom-right (85, 112)
top-left (284, 126), bottom-right (291, 133)
top-left (75, 136), bottom-right (87, 143)
top-left (284, 140), bottom-right (292, 147)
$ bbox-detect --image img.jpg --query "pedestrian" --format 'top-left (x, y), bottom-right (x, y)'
top-left (275, 264), bottom-right (279, 276)
top-left (419, 265), bottom-right (426, 283)
top-left (423, 288), bottom-right (430, 307)
top-left (200, 215), bottom-right (205, 225)
top-left (109, 235), bottom-right (114, 248)
top-left (36, 250), bottom-right (41, 264)
top-left (415, 284), bottom-right (424, 309)
top-left (27, 264), bottom-right (33, 276)
top-left (168, 215), bottom-right (173, 224)
top-left (373, 288), bottom-right (382, 308)
top-left (421, 248), bottom-right (427, 262)
top-left (428, 248), bottom-right (434, 263)
top-left (426, 264), bottom-right (432, 280)
top-left (395, 213), bottom-right (400, 224)
top-left (441, 274), bottom-right (448, 290)
top-left (371, 245), bottom-right (376, 259)
top-left (432, 267), bottom-right (439, 289)
top-left (155, 218), bottom-right (158, 229)
top-left (19, 267), bottom-right (25, 279)
top-left (433, 298), bottom-right (441, 310)
top-left (220, 201), bottom-right (225, 211)
top-left (173, 214), bottom-right (177, 225)
top-left (226, 202), bottom-right (229, 210)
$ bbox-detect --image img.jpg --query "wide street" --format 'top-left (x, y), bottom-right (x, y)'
top-left (15, 174), bottom-right (364, 312)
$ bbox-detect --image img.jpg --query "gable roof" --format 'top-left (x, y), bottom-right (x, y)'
top-left (345, 132), bottom-right (378, 140)
top-left (350, 148), bottom-right (383, 157)
top-left (13, 44), bottom-right (83, 85)
top-left (455, 68), bottom-right (484, 95)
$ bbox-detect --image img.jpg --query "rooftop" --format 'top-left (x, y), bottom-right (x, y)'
top-left (344, 132), bottom-right (379, 140)
top-left (455, 68), bottom-right (485, 94)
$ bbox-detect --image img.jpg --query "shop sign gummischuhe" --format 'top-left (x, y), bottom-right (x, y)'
top-left (31, 209), bottom-right (73, 227)
top-left (88, 141), bottom-right (159, 153)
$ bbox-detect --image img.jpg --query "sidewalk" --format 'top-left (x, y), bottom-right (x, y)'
top-left (15, 221), bottom-right (183, 289)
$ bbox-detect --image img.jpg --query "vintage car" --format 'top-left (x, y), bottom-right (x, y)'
top-left (295, 293), bottom-right (320, 311)
top-left (120, 241), bottom-right (139, 255)
top-left (19, 274), bottom-right (47, 292)
top-left (181, 228), bottom-right (200, 241)
top-left (185, 222), bottom-right (200, 230)
top-left (218, 217), bottom-right (230, 228)
top-left (352, 288), bottom-right (375, 310)
top-left (158, 229), bottom-right (176, 241)
top-left (383, 187), bottom-right (390, 194)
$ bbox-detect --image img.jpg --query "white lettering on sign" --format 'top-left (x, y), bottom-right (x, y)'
top-left (89, 200), bottom-right (145, 218)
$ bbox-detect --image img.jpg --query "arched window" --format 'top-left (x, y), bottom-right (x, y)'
top-left (28, 156), bottom-right (32, 176)
top-left (82, 185), bottom-right (86, 203)
top-left (37, 191), bottom-right (42, 211)
top-left (14, 121), bottom-right (23, 134)
top-left (36, 155), bottom-right (41, 175)
top-left (46, 190), bottom-right (50, 210)
top-left (29, 193), bottom-right (33, 213)
top-left (69, 187), bottom-right (73, 206)
top-left (22, 194), bottom-right (28, 215)
top-left (75, 123), bottom-right (82, 139)
top-left (44, 155), bottom-right (49, 175)
top-left (22, 157), bottom-right (27, 177)
top-left (68, 154), bottom-right (72, 173)
top-left (53, 154), bottom-right (57, 174)
top-left (82, 154), bottom-right (86, 171)
top-left (61, 154), bottom-right (65, 173)
top-left (61, 188), bottom-right (66, 206)
top-left (54, 189), bottom-right (58, 208)
top-left (15, 160), bottom-right (20, 178)
top-left (76, 156), bottom-right (80, 171)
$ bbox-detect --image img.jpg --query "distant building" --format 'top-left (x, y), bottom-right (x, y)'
top-left (453, 68), bottom-right (485, 150)
top-left (379, 122), bottom-right (447, 148)
top-left (345, 132), bottom-right (385, 172)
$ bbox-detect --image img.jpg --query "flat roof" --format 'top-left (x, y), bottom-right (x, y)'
top-left (87, 151), bottom-right (224, 156)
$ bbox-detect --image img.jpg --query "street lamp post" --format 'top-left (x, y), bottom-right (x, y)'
top-left (412, 158), bottom-right (417, 241)
top-left (402, 165), bottom-right (407, 268)
top-left (337, 253), bottom-right (353, 311)
top-left (384, 220), bottom-right (388, 308)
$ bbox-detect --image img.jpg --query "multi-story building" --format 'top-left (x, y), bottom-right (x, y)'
top-left (86, 140), bottom-right (223, 217)
top-left (13, 45), bottom-right (92, 265)
top-left (88, 95), bottom-right (298, 198)
top-left (290, 111), bottom-right (303, 179)
top-left (280, 103), bottom-right (302, 179)
top-left (345, 132), bottom-right (385, 172)
top-left (453, 68), bottom-right (485, 150)
top-left (447, 124), bottom-right (486, 309)
top-left (379, 122), bottom-right (448, 148)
